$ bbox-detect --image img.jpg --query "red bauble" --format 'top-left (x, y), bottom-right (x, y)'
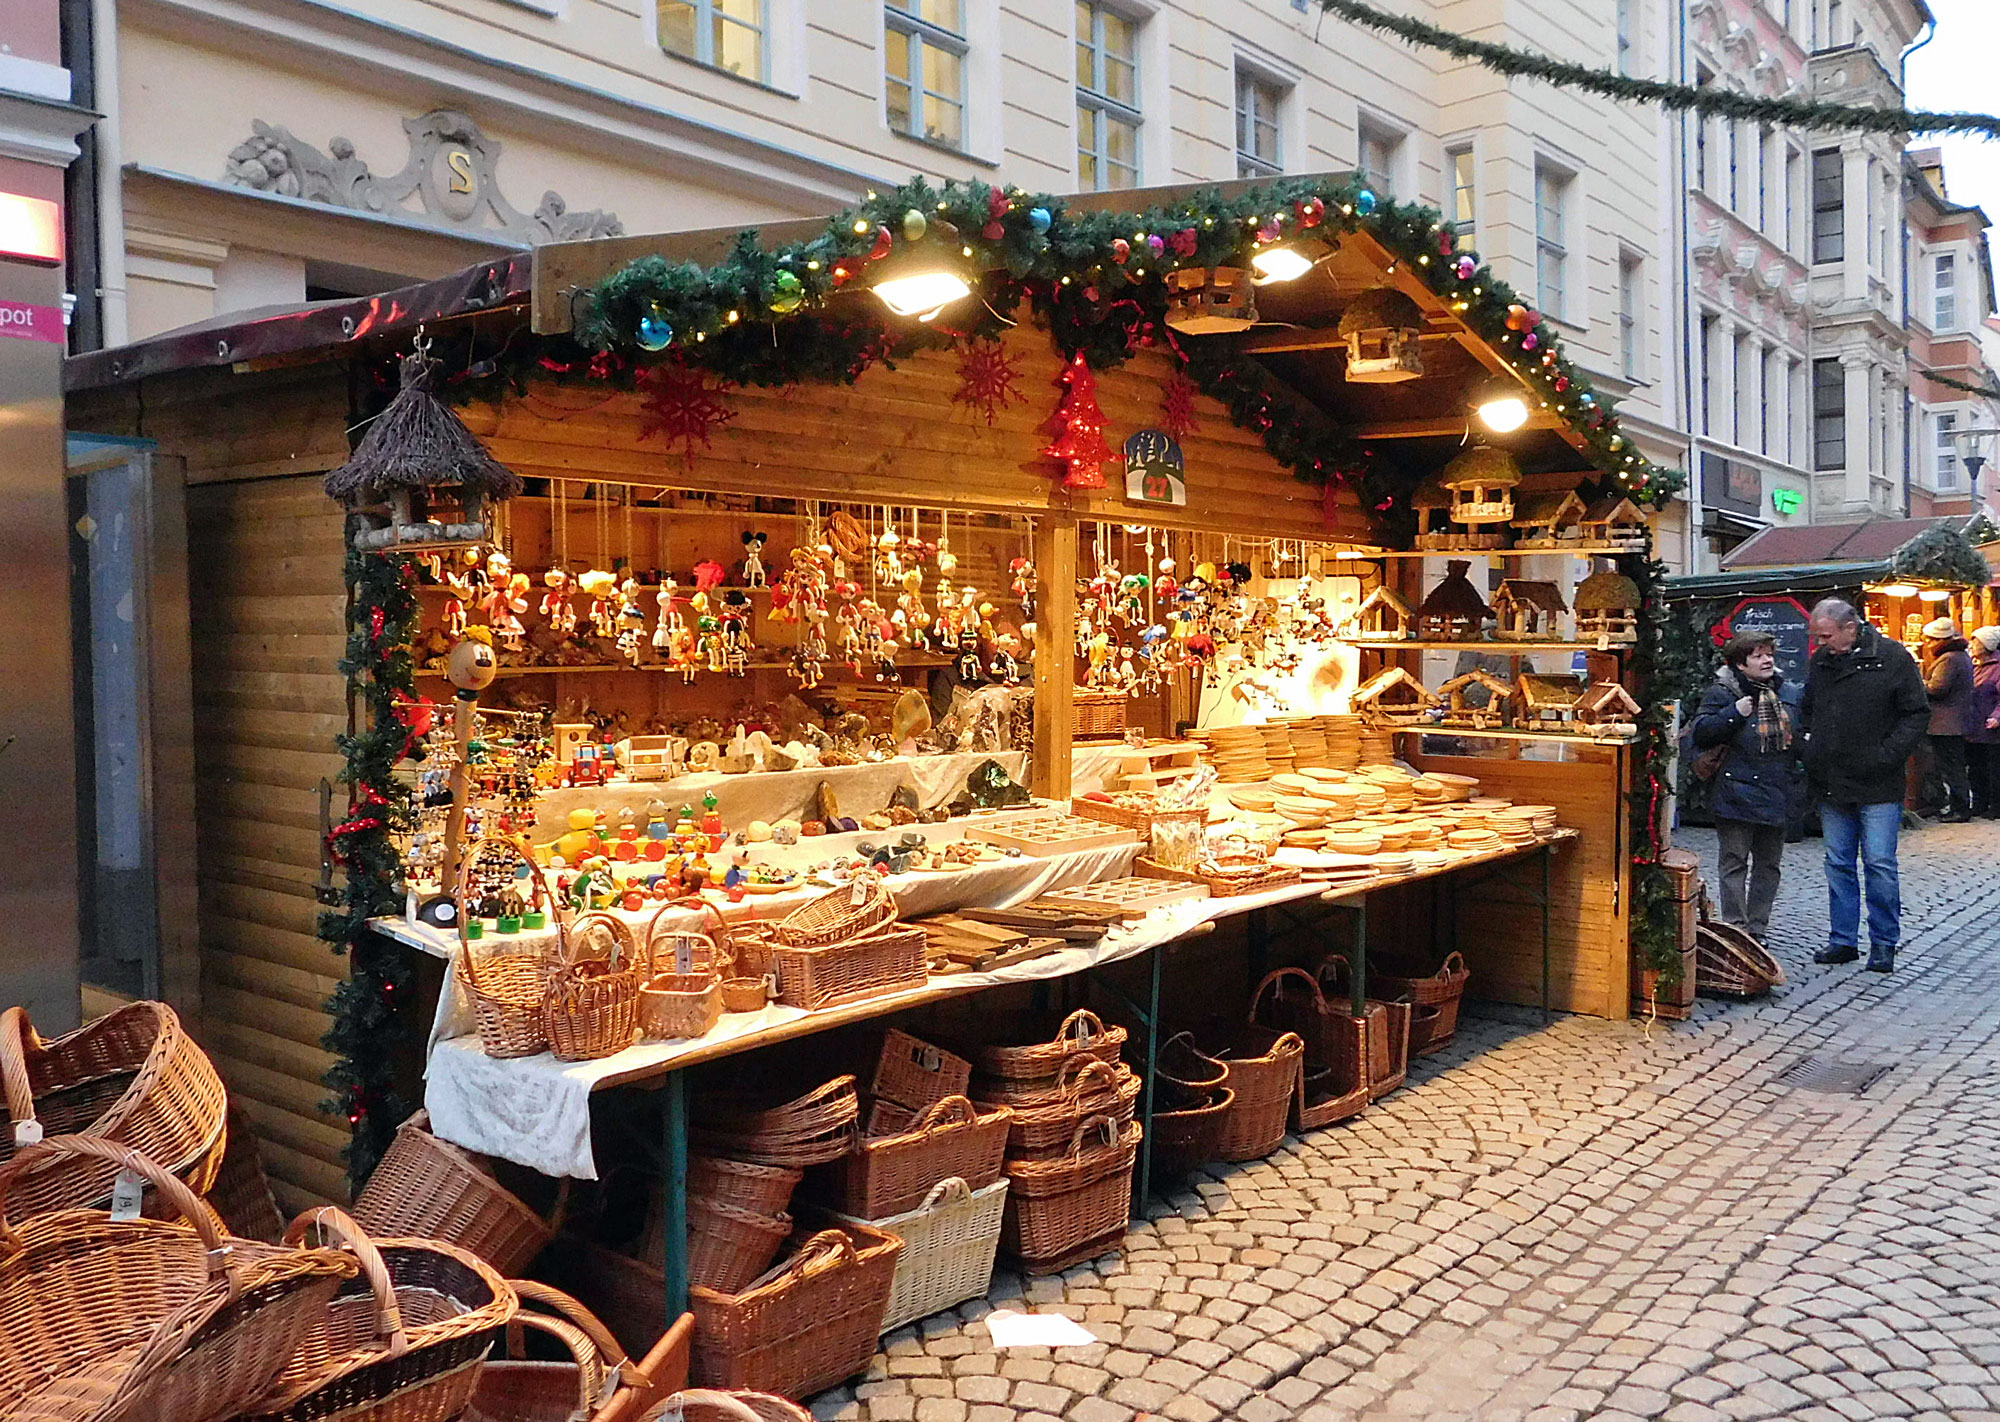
top-left (869, 226), bottom-right (894, 261)
top-left (1043, 351), bottom-right (1115, 490)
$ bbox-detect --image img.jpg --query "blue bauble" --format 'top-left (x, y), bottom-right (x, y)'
top-left (1027, 207), bottom-right (1053, 234)
top-left (636, 305), bottom-right (675, 351)
top-left (1355, 189), bottom-right (1379, 216)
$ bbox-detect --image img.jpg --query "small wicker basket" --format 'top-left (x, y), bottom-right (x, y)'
top-left (773, 878), bottom-right (898, 949)
top-left (546, 911), bottom-right (644, 1062)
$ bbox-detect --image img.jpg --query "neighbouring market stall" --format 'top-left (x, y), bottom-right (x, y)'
top-left (63, 170), bottom-right (1688, 1403)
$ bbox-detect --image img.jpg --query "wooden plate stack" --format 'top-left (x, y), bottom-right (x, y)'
top-left (1226, 784), bottom-right (1280, 813)
top-left (1358, 728), bottom-right (1397, 766)
top-left (1274, 795), bottom-right (1328, 827)
top-left (1300, 767), bottom-right (1348, 785)
top-left (1319, 716), bottom-right (1363, 771)
top-left (1427, 773), bottom-right (1481, 802)
top-left (1258, 725), bottom-right (1296, 776)
top-left (1327, 827), bottom-right (1384, 856)
top-left (1283, 719), bottom-right (1331, 769)
top-left (1446, 827), bottom-right (1500, 852)
top-left (1204, 727), bottom-right (1275, 782)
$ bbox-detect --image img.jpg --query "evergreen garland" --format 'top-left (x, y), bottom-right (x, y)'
top-left (1313, 0), bottom-right (2000, 141)
top-left (1629, 532), bottom-right (1701, 989)
top-left (318, 545), bottom-right (421, 1188)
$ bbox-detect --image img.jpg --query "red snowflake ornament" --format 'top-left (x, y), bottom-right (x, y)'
top-left (1043, 351), bottom-right (1115, 490)
top-left (1160, 372), bottom-right (1201, 441)
top-left (639, 363), bottom-right (737, 470)
top-left (953, 339), bottom-right (1025, 426)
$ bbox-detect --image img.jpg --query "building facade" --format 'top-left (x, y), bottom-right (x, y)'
top-left (1905, 149), bottom-right (1999, 522)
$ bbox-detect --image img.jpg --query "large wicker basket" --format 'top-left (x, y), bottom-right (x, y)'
top-left (688, 1156), bottom-right (801, 1219)
top-left (824, 1177), bottom-right (1008, 1333)
top-left (870, 1030), bottom-right (972, 1113)
top-left (985, 1057), bottom-right (1141, 1157)
top-left (1695, 919), bottom-right (1785, 998)
top-left (1150, 1086), bottom-right (1234, 1181)
top-left (353, 1110), bottom-right (565, 1276)
top-left (1000, 1117), bottom-right (1140, 1274)
top-left (1208, 1026), bottom-right (1304, 1162)
top-left (640, 1391), bottom-right (811, 1422)
top-left (464, 1281), bottom-right (690, 1422)
top-left (0, 1001), bottom-right (228, 1222)
top-left (810, 1096), bottom-right (1012, 1218)
top-left (1073, 688), bottom-right (1127, 740)
top-left (768, 926), bottom-right (928, 1011)
top-left (0, 1136), bottom-right (357, 1422)
top-left (687, 1198), bottom-right (792, 1294)
top-left (971, 1010), bottom-right (1127, 1100)
top-left (241, 1208), bottom-right (517, 1422)
top-left (1371, 951), bottom-right (1470, 1056)
top-left (691, 1078), bottom-right (860, 1168)
top-left (688, 1226), bottom-right (903, 1400)
top-left (456, 837), bottom-right (559, 1059)
top-left (205, 1104), bottom-right (285, 1245)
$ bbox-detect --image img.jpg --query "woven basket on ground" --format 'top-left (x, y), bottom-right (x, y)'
top-left (0, 1001), bottom-right (228, 1222)
top-left (1207, 1026), bottom-right (1304, 1161)
top-left (240, 1207), bottom-right (516, 1422)
top-left (811, 1096), bottom-right (1011, 1218)
top-left (983, 1057), bottom-right (1141, 1157)
top-left (1695, 919), bottom-right (1785, 998)
top-left (688, 1156), bottom-right (800, 1218)
top-left (971, 1011), bottom-right (1127, 1101)
top-left (823, 1176), bottom-right (1008, 1333)
top-left (687, 1197), bottom-right (793, 1294)
top-left (1000, 1116), bottom-right (1141, 1274)
top-left (204, 1104), bottom-right (285, 1244)
top-left (1150, 1086), bottom-right (1234, 1181)
top-left (353, 1110), bottom-right (566, 1276)
top-left (1371, 951), bottom-right (1470, 1056)
top-left (0, 1135), bottom-right (357, 1422)
top-left (1155, 1032), bottom-right (1228, 1110)
top-left (465, 1285), bottom-right (695, 1422)
top-left (639, 1391), bottom-right (812, 1422)
top-left (869, 1030), bottom-right (972, 1112)
top-left (691, 1078), bottom-right (859, 1168)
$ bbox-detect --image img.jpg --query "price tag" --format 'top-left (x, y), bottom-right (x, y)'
top-left (675, 939), bottom-right (694, 974)
top-left (110, 1168), bottom-right (146, 1222)
top-left (12, 1119), bottom-right (41, 1148)
top-left (850, 879), bottom-right (869, 906)
top-left (1597, 634), bottom-right (1611, 652)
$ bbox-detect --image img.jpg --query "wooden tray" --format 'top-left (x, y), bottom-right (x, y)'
top-left (962, 817), bottom-right (1142, 857)
top-left (1036, 877), bottom-right (1209, 920)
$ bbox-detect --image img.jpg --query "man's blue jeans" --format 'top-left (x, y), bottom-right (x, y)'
top-left (1821, 801), bottom-right (1902, 951)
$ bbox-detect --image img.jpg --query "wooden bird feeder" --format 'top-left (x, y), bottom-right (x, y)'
top-left (1164, 266), bottom-right (1258, 334)
top-left (1416, 559), bottom-right (1492, 641)
top-left (1353, 666), bottom-right (1441, 726)
top-left (1574, 568), bottom-right (1642, 645)
top-left (1337, 287), bottom-right (1427, 383)
top-left (1491, 579), bottom-right (1568, 640)
top-left (1437, 669), bottom-right (1516, 729)
top-left (1439, 444), bottom-right (1522, 526)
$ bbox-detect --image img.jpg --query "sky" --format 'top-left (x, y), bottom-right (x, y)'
top-left (1902, 0), bottom-right (2000, 223)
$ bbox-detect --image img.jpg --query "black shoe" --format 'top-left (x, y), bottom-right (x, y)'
top-left (1944, 812), bottom-right (1974, 824)
top-left (1866, 948), bottom-right (1896, 973)
top-left (1814, 945), bottom-right (1860, 965)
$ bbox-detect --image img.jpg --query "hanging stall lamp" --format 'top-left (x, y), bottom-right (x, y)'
top-left (1164, 266), bottom-right (1258, 334)
top-left (871, 247), bottom-right (973, 321)
top-left (1250, 238), bottom-right (1331, 285)
top-left (324, 340), bottom-right (523, 551)
top-left (1471, 377), bottom-right (1531, 433)
top-left (1336, 287), bottom-right (1427, 383)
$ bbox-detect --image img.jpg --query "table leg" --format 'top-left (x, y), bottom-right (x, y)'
top-left (663, 1071), bottom-right (688, 1319)
top-left (1248, 907), bottom-right (1268, 987)
top-left (1350, 899), bottom-right (1368, 1017)
top-left (1541, 844), bottom-right (1552, 1023)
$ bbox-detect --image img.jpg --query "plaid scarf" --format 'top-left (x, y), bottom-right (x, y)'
top-left (1726, 665), bottom-right (1792, 752)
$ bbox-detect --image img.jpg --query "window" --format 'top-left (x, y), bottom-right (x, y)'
top-left (1616, 0), bottom-right (1634, 74)
top-left (1934, 253), bottom-right (1957, 330)
top-left (1076, 2), bottom-right (1140, 190)
top-left (886, 1), bottom-right (966, 148)
top-left (1235, 69), bottom-right (1282, 178)
top-left (1811, 149), bottom-right (1843, 263)
top-left (1535, 163), bottom-right (1570, 321)
top-left (1619, 255), bottom-right (1641, 380)
top-left (1700, 314), bottom-right (1717, 435)
top-left (1788, 359), bottom-right (1803, 465)
top-left (1357, 117), bottom-right (1403, 195)
top-left (1762, 349), bottom-right (1780, 456)
top-left (1785, 147), bottom-right (1802, 256)
top-left (1728, 121), bottom-right (1741, 213)
top-left (1813, 358), bottom-right (1845, 469)
top-left (1937, 412), bottom-right (1960, 489)
top-left (659, 0), bottom-right (766, 81)
top-left (1447, 144), bottom-right (1476, 248)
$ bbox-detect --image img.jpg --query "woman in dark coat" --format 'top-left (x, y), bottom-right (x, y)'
top-left (1691, 632), bottom-right (1807, 944)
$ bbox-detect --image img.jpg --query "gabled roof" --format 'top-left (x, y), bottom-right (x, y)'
top-left (1439, 670), bottom-right (1515, 698)
top-left (1513, 489), bottom-right (1586, 527)
top-left (1518, 672), bottom-right (1586, 709)
top-left (1580, 494), bottom-right (1646, 525)
top-left (1579, 681), bottom-right (1642, 715)
top-left (1721, 515), bottom-right (1986, 571)
top-left (1354, 666), bottom-right (1437, 705)
top-left (1493, 579), bottom-right (1568, 614)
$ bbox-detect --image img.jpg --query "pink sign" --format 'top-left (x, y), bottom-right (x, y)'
top-left (0, 302), bottom-right (63, 343)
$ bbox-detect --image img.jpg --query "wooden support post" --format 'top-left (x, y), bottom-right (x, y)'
top-left (1032, 516), bottom-right (1078, 798)
top-left (440, 689), bottom-right (480, 890)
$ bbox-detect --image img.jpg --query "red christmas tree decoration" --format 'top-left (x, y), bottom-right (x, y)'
top-left (1159, 372), bottom-right (1201, 441)
top-left (952, 339), bottom-right (1025, 426)
top-left (1043, 351), bottom-right (1115, 490)
top-left (639, 363), bottom-right (737, 470)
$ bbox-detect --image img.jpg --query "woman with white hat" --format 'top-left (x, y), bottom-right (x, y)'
top-left (1921, 617), bottom-right (1976, 823)
top-left (1968, 626), bottom-right (2000, 819)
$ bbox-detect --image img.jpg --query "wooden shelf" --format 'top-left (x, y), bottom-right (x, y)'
top-left (1330, 543), bottom-right (1645, 561)
top-left (1347, 639), bottom-right (1631, 653)
top-left (1390, 724), bottom-right (1639, 746)
top-left (416, 655), bottom-right (949, 679)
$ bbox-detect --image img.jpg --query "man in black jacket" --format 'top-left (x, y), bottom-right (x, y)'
top-left (1802, 599), bottom-right (1932, 972)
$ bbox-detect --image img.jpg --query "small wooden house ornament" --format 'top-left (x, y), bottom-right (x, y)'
top-left (1515, 671), bottom-right (1588, 727)
top-left (1574, 568), bottom-right (1642, 645)
top-left (1511, 488), bottom-right (1587, 549)
top-left (1416, 559), bottom-right (1492, 641)
top-left (1578, 493), bottom-right (1649, 549)
top-left (1165, 266), bottom-right (1258, 334)
top-left (1344, 585), bottom-right (1415, 640)
top-left (1437, 670), bottom-right (1515, 729)
top-left (1577, 681), bottom-right (1643, 737)
top-left (1439, 445), bottom-right (1522, 526)
top-left (1411, 472), bottom-right (1463, 551)
top-left (1338, 287), bottom-right (1427, 383)
top-left (1354, 666), bottom-right (1440, 726)
top-left (1491, 579), bottom-right (1568, 640)
top-left (324, 341), bottom-right (523, 551)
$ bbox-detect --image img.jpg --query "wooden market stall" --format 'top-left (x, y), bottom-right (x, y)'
top-left (62, 173), bottom-right (1677, 1242)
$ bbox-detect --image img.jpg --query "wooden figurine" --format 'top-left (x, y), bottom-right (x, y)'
top-left (1343, 585), bottom-right (1416, 640)
top-left (1491, 579), bottom-right (1569, 640)
top-left (1577, 681), bottom-right (1643, 738)
top-left (1436, 670), bottom-right (1516, 729)
top-left (1511, 488), bottom-right (1587, 548)
top-left (1416, 559), bottom-right (1492, 641)
top-left (1337, 287), bottom-right (1427, 383)
top-left (1353, 666), bottom-right (1441, 726)
top-left (1578, 493), bottom-right (1649, 549)
top-left (1438, 445), bottom-right (1522, 531)
top-left (1573, 569), bottom-right (1643, 645)
top-left (1514, 671), bottom-right (1588, 728)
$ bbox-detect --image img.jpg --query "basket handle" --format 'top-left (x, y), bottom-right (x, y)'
top-left (1316, 955), bottom-right (1352, 993)
top-left (0, 1006), bottom-right (44, 1138)
top-left (1249, 967), bottom-right (1325, 1024)
top-left (1056, 1056), bottom-right (1119, 1098)
top-left (1265, 1031), bottom-right (1307, 1058)
top-left (649, 1391), bottom-right (769, 1422)
top-left (739, 1228), bottom-right (856, 1294)
top-left (1438, 951), bottom-right (1468, 978)
top-left (1056, 1009), bottom-right (1108, 1046)
top-left (495, 1310), bottom-right (609, 1415)
top-left (509, 1278), bottom-right (635, 1401)
top-left (567, 911), bottom-right (638, 970)
top-left (646, 900), bottom-right (730, 975)
top-left (285, 1207), bottom-right (411, 1358)
top-left (1067, 1114), bottom-right (1118, 1158)
top-left (0, 1134), bottom-right (230, 1274)
top-left (918, 1176), bottom-right (973, 1210)
top-left (912, 1096), bottom-right (978, 1132)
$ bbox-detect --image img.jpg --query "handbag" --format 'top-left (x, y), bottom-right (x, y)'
top-left (1692, 742), bottom-right (1729, 782)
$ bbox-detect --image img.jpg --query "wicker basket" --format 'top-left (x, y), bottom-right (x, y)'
top-left (1156, 1031), bottom-right (1227, 1110)
top-left (691, 1078), bottom-right (860, 1168)
top-left (0, 1135), bottom-right (358, 1422)
top-left (825, 1177), bottom-right (1008, 1333)
top-left (986, 1057), bottom-right (1141, 1156)
top-left (870, 1030), bottom-right (972, 1112)
top-left (1372, 951), bottom-right (1469, 1056)
top-left (640, 1391), bottom-right (811, 1422)
top-left (1000, 1116), bottom-right (1140, 1274)
top-left (646, 901), bottom-right (733, 977)
top-left (1067, 796), bottom-right (1206, 836)
top-left (242, 1208), bottom-right (517, 1422)
top-left (720, 977), bottom-right (773, 1014)
top-left (1207, 1026), bottom-right (1304, 1162)
top-left (1150, 1086), bottom-right (1234, 1181)
top-left (457, 837), bottom-right (558, 1059)
top-left (688, 1198), bottom-right (793, 1294)
top-left (689, 1226), bottom-right (903, 1400)
top-left (768, 925), bottom-right (928, 1012)
top-left (971, 1010), bottom-right (1128, 1099)
top-left (1315, 956), bottom-right (1409, 1100)
top-left (1073, 688), bottom-right (1127, 740)
top-left (1696, 919), bottom-right (1785, 998)
top-left (773, 878), bottom-right (898, 950)
top-left (206, 1104), bottom-right (285, 1244)
top-left (0, 1001), bottom-right (228, 1222)
top-left (641, 972), bottom-right (724, 1042)
top-left (546, 911), bottom-right (644, 1062)
top-left (353, 1110), bottom-right (565, 1277)
top-left (1292, 1015), bottom-right (1369, 1131)
top-left (463, 1280), bottom-right (679, 1422)
top-left (1134, 855), bottom-right (1303, 898)
top-left (811, 1096), bottom-right (1011, 1218)
top-left (688, 1157), bottom-right (801, 1218)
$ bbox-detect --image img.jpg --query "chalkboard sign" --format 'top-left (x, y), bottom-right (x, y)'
top-left (1717, 596), bottom-right (1813, 685)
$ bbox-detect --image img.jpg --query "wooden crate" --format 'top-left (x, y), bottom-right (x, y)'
top-left (1036, 877), bottom-right (1209, 920)
top-left (961, 816), bottom-right (1141, 857)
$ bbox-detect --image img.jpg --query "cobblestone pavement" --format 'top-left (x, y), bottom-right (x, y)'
top-left (815, 817), bottom-right (2000, 1422)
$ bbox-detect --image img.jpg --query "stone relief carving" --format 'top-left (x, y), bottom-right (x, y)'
top-left (223, 109), bottom-right (623, 245)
